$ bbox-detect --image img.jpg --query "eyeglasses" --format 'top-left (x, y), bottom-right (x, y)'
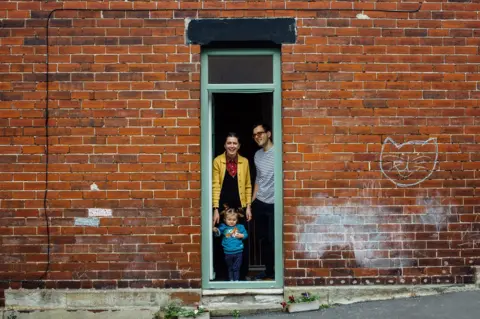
top-left (252, 131), bottom-right (266, 138)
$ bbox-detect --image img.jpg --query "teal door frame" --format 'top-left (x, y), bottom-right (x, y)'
top-left (200, 48), bottom-right (283, 289)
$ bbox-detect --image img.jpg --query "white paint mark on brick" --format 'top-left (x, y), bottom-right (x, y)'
top-left (88, 208), bottom-right (112, 217)
top-left (296, 181), bottom-right (432, 269)
top-left (90, 182), bottom-right (100, 191)
top-left (74, 217), bottom-right (100, 227)
top-left (417, 196), bottom-right (449, 232)
top-left (356, 13), bottom-right (370, 20)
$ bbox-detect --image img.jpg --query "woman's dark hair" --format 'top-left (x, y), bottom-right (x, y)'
top-left (225, 132), bottom-right (240, 144)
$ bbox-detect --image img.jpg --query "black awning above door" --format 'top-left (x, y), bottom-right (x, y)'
top-left (186, 18), bottom-right (296, 45)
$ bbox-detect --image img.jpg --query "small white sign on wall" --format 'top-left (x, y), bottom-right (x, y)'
top-left (88, 208), bottom-right (112, 217)
top-left (74, 217), bottom-right (100, 227)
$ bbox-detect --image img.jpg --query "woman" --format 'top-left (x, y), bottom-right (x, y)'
top-left (212, 132), bottom-right (252, 280)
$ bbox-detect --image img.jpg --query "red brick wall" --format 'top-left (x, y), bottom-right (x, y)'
top-left (281, 2), bottom-right (480, 286)
top-left (1, 5), bottom-right (203, 291)
top-left (1, 1), bottom-right (479, 293)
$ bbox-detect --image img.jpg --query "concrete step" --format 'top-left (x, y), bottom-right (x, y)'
top-left (202, 289), bottom-right (283, 316)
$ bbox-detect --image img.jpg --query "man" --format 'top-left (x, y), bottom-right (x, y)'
top-left (251, 123), bottom-right (275, 280)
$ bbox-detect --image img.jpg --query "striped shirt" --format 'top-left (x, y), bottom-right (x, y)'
top-left (254, 147), bottom-right (275, 204)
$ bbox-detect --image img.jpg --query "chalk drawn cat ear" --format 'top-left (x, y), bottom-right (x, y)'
top-left (380, 137), bottom-right (438, 187)
top-left (383, 137), bottom-right (436, 149)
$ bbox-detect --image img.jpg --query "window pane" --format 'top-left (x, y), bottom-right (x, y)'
top-left (208, 55), bottom-right (273, 84)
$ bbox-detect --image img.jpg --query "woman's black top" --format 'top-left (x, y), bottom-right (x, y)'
top-left (219, 169), bottom-right (242, 209)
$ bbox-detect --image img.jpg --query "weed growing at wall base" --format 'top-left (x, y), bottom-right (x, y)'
top-left (154, 302), bottom-right (209, 319)
top-left (281, 292), bottom-right (320, 307)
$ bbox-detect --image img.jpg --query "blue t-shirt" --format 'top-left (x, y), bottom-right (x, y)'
top-left (215, 224), bottom-right (248, 255)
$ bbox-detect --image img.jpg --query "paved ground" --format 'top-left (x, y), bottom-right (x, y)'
top-left (217, 290), bottom-right (480, 319)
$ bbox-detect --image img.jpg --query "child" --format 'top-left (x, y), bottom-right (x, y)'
top-left (213, 207), bottom-right (248, 281)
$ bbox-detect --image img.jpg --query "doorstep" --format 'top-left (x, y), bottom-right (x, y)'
top-left (201, 289), bottom-right (284, 316)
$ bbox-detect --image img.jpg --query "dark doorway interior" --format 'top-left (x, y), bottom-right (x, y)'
top-left (213, 92), bottom-right (272, 160)
top-left (212, 92), bottom-right (273, 279)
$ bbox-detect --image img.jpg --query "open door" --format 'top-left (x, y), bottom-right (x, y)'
top-left (201, 49), bottom-right (283, 289)
top-left (212, 92), bottom-right (272, 282)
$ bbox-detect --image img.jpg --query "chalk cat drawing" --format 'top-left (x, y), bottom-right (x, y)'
top-left (380, 137), bottom-right (438, 187)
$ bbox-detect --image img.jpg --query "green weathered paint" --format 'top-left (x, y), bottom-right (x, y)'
top-left (201, 48), bottom-right (283, 289)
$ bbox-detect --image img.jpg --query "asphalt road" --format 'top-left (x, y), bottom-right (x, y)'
top-left (217, 290), bottom-right (480, 319)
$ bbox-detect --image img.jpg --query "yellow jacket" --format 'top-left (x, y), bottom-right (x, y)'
top-left (212, 153), bottom-right (252, 209)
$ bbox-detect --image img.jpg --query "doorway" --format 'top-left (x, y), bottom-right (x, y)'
top-left (200, 48), bottom-right (283, 289)
top-left (212, 92), bottom-right (272, 281)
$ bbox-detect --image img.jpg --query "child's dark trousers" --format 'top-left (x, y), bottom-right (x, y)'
top-left (224, 252), bottom-right (243, 281)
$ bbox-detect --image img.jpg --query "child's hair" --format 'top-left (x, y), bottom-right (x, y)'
top-left (220, 204), bottom-right (245, 220)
